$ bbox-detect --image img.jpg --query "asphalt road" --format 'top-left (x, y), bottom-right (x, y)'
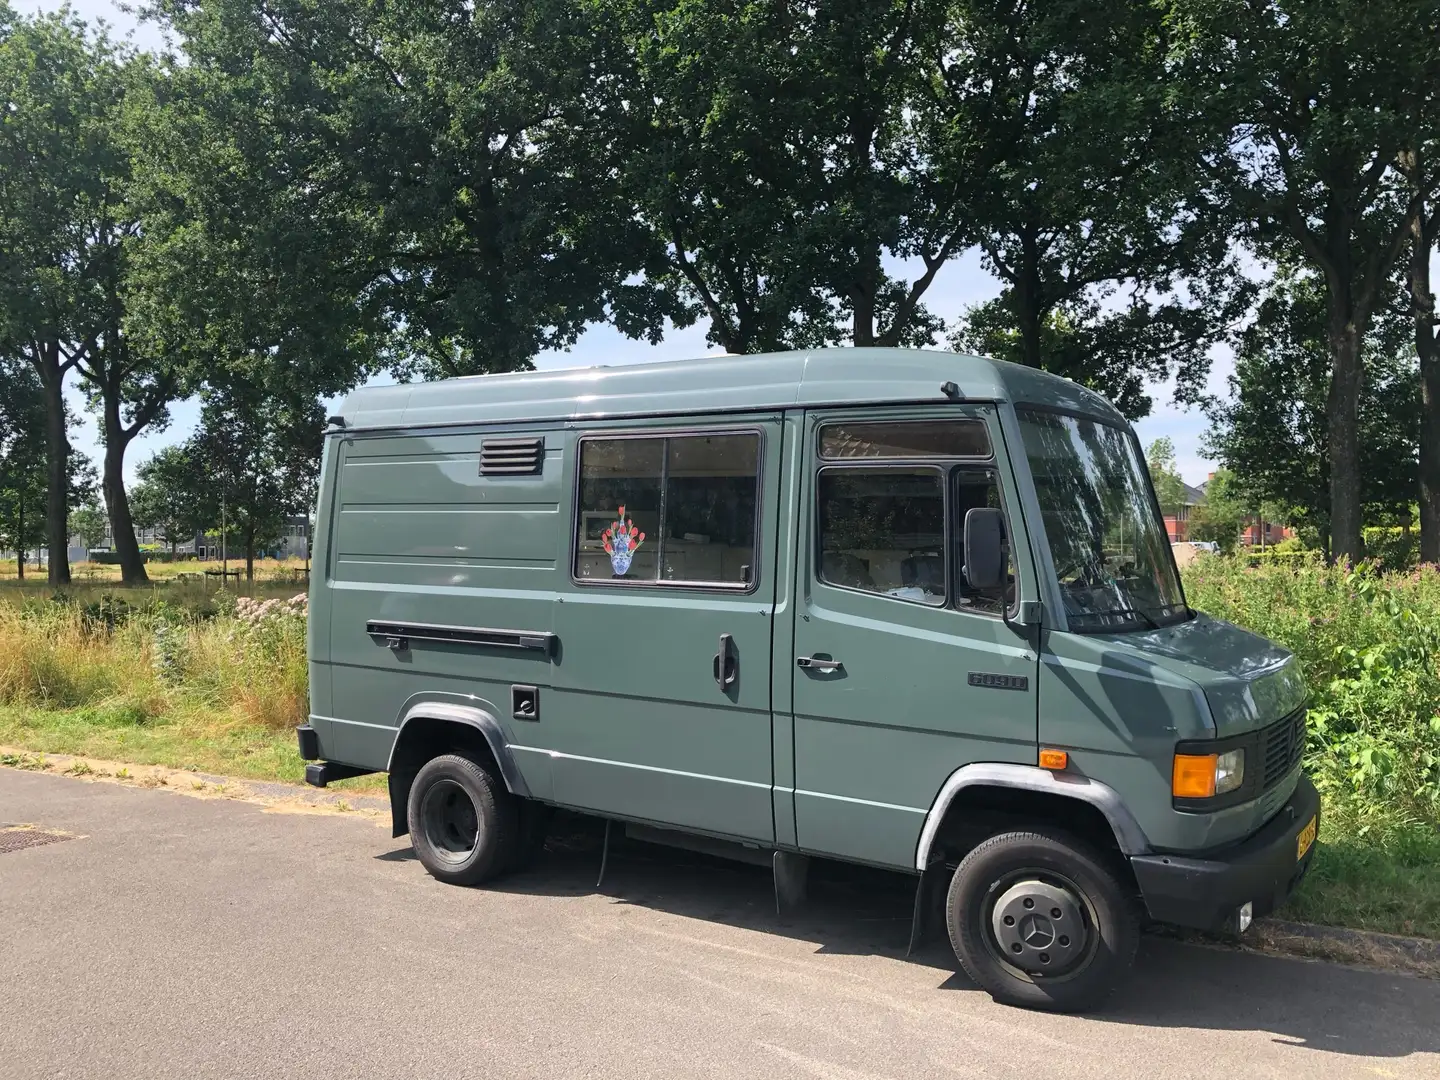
top-left (2, 770), bottom-right (1438, 1080)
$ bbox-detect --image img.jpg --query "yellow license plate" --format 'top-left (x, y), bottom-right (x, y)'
top-left (1296, 815), bottom-right (1317, 862)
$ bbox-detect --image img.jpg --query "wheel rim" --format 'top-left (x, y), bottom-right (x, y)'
top-left (421, 779), bottom-right (479, 865)
top-left (982, 870), bottom-right (1098, 982)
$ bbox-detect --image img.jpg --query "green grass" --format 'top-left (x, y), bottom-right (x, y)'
top-left (0, 705), bottom-right (384, 792)
top-left (1285, 799), bottom-right (1440, 940)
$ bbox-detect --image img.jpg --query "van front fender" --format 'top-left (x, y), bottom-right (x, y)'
top-left (914, 763), bottom-right (1151, 870)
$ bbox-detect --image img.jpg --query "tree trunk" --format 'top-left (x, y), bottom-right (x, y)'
top-left (100, 396), bottom-right (148, 585)
top-left (38, 365), bottom-right (71, 586)
top-left (1325, 316), bottom-right (1364, 565)
top-left (15, 490), bottom-right (23, 581)
top-left (1017, 296), bottom-right (1043, 370)
top-left (245, 526), bottom-right (256, 582)
top-left (1413, 206), bottom-right (1440, 564)
top-left (851, 246), bottom-right (880, 347)
top-left (1014, 227), bottom-right (1044, 369)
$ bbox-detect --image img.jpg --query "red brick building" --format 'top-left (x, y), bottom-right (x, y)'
top-left (1164, 475), bottom-right (1291, 547)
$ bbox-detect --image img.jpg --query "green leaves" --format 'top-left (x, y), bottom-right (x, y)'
top-left (1145, 437), bottom-right (1187, 518)
top-left (1168, 0), bottom-right (1440, 561)
top-left (1187, 558), bottom-right (1440, 814)
top-left (68, 504), bottom-right (108, 551)
top-left (155, 0), bottom-right (668, 378)
top-left (1204, 267), bottom-right (1420, 554)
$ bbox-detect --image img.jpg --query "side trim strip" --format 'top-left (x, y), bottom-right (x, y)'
top-left (794, 788), bottom-right (927, 815)
top-left (913, 763), bottom-right (1151, 869)
top-left (366, 619), bottom-right (556, 654)
top-left (509, 745), bottom-right (771, 790)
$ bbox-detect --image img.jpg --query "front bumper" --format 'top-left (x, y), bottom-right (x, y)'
top-left (1130, 773), bottom-right (1320, 932)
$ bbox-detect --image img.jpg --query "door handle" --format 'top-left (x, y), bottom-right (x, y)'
top-left (713, 633), bottom-right (737, 688)
top-left (796, 655), bottom-right (843, 673)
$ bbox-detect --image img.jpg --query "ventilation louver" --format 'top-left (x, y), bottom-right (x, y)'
top-left (480, 437), bottom-right (544, 476)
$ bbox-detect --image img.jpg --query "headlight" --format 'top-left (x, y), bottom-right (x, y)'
top-left (1215, 748), bottom-right (1245, 794)
top-left (1172, 748), bottom-right (1246, 799)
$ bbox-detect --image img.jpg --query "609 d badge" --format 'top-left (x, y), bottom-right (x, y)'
top-left (968, 672), bottom-right (1029, 691)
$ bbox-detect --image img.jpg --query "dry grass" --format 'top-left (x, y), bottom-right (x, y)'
top-left (0, 556), bottom-right (310, 587)
top-left (0, 592), bottom-right (349, 787)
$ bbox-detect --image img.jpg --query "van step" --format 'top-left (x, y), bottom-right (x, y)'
top-left (304, 762), bottom-right (375, 788)
top-left (624, 823), bottom-right (773, 867)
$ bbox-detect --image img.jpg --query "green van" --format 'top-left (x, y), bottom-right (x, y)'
top-left (299, 348), bottom-right (1318, 1012)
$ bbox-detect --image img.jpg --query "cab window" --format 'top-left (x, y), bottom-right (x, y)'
top-left (813, 419), bottom-right (1011, 615)
top-left (817, 468), bottom-right (947, 605)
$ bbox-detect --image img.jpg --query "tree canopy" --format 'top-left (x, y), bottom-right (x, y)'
top-left (3, 0), bottom-right (1439, 571)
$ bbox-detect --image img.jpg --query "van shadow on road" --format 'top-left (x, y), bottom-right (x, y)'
top-left (377, 813), bottom-right (1440, 1060)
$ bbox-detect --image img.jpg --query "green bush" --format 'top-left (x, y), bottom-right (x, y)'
top-left (1362, 526), bottom-right (1421, 570)
top-left (1241, 549), bottom-right (1319, 568)
top-left (1184, 559), bottom-right (1440, 829)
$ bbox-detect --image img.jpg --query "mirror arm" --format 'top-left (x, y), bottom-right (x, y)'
top-left (1003, 600), bottom-right (1044, 643)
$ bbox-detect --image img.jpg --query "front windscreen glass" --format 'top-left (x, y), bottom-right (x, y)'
top-left (1016, 408), bottom-right (1189, 632)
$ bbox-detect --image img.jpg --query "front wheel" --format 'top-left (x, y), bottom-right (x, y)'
top-left (945, 829), bottom-right (1138, 1012)
top-left (407, 753), bottom-right (518, 886)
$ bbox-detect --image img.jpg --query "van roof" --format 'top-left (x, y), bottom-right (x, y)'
top-left (335, 347), bottom-right (1125, 431)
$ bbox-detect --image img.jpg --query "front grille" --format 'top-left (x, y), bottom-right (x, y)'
top-left (1260, 707), bottom-right (1306, 790)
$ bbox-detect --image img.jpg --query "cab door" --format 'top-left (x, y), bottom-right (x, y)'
top-left (546, 417), bottom-right (783, 843)
top-left (788, 408), bottom-right (1040, 868)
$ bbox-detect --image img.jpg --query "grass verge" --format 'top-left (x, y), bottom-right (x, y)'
top-left (0, 705), bottom-right (385, 793)
top-left (1281, 800), bottom-right (1440, 941)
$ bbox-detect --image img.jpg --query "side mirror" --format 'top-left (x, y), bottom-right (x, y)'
top-left (963, 507), bottom-right (1006, 590)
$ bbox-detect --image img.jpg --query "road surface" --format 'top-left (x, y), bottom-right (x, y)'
top-left (2, 768), bottom-right (1437, 1079)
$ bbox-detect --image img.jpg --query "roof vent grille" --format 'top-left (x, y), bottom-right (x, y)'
top-left (480, 437), bottom-right (544, 476)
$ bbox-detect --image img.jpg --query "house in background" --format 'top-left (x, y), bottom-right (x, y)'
top-left (1163, 475), bottom-right (1292, 547)
top-left (194, 516), bottom-right (309, 562)
top-left (1162, 482), bottom-right (1209, 542)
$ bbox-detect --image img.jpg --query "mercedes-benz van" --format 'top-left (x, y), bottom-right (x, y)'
top-left (298, 348), bottom-right (1317, 1011)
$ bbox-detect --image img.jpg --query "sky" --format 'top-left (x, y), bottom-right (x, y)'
top-left (33, 0), bottom-right (1231, 488)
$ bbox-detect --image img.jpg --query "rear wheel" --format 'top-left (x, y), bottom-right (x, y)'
top-left (407, 753), bottom-right (518, 886)
top-left (946, 829), bottom-right (1138, 1012)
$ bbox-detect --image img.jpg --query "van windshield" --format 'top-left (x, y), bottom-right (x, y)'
top-left (1016, 408), bottom-right (1189, 632)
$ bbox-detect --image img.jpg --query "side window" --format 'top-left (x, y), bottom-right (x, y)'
top-left (575, 432), bottom-right (760, 587)
top-left (817, 468), bottom-right (947, 605)
top-left (954, 469), bottom-right (1012, 615)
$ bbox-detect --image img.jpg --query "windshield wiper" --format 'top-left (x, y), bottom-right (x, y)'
top-left (1116, 607), bottom-right (1161, 630)
top-left (1080, 606), bottom-right (1161, 631)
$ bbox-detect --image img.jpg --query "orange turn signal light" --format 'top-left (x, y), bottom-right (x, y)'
top-left (1172, 753), bottom-right (1218, 798)
top-left (1039, 748), bottom-right (1068, 771)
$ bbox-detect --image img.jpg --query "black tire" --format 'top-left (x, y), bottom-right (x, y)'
top-left (406, 753), bottom-right (518, 886)
top-left (945, 829), bottom-right (1139, 1012)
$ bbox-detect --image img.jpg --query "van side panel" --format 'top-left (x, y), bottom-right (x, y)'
top-left (323, 425), bottom-right (563, 794)
top-left (543, 417), bottom-right (783, 843)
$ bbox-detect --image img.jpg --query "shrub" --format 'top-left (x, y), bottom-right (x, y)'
top-left (1185, 559), bottom-right (1440, 825)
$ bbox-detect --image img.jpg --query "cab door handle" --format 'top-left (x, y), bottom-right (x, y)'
top-left (796, 655), bottom-right (843, 673)
top-left (713, 633), bottom-right (737, 688)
